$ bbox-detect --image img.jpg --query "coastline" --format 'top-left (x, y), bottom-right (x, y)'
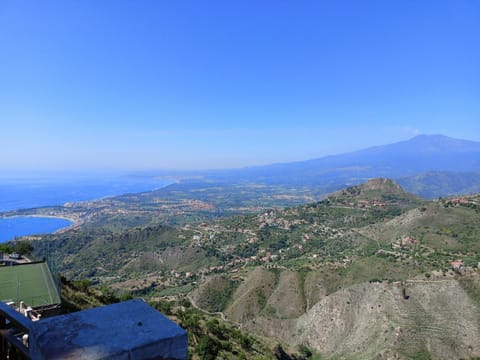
top-left (0, 177), bottom-right (173, 214)
top-left (0, 215), bottom-right (77, 243)
top-left (0, 213), bottom-right (78, 223)
top-left (0, 177), bottom-right (173, 243)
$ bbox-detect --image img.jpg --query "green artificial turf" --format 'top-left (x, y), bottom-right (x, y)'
top-left (0, 262), bottom-right (60, 307)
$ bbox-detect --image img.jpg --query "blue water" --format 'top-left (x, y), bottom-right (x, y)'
top-left (0, 173), bottom-right (170, 242)
top-left (0, 174), bottom-right (170, 212)
top-left (0, 217), bottom-right (74, 243)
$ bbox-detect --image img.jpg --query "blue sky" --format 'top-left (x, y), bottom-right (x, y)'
top-left (1, 0), bottom-right (479, 171)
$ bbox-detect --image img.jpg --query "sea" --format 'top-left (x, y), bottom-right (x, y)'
top-left (0, 173), bottom-right (171, 243)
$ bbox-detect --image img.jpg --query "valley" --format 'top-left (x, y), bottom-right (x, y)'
top-left (19, 177), bottom-right (480, 359)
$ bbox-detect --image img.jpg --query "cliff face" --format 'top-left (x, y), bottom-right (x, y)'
top-left (226, 276), bottom-right (480, 359)
top-left (293, 278), bottom-right (480, 359)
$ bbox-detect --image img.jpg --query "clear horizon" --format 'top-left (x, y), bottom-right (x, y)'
top-left (1, 1), bottom-right (479, 171)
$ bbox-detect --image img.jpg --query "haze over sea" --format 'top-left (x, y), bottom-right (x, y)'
top-left (0, 174), bottom-right (170, 243)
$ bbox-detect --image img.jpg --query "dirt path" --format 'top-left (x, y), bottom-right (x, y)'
top-left (187, 293), bottom-right (242, 326)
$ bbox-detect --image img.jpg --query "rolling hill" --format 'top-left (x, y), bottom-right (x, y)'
top-left (28, 178), bottom-right (480, 359)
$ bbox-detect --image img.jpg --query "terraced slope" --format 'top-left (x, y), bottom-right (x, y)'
top-left (224, 268), bottom-right (279, 322)
top-left (292, 278), bottom-right (480, 359)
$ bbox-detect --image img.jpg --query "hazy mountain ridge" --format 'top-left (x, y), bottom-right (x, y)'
top-left (397, 171), bottom-right (480, 199)
top-left (203, 134), bottom-right (480, 177)
top-left (193, 135), bottom-right (480, 198)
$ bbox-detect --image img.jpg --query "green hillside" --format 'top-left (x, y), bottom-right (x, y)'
top-left (26, 179), bottom-right (480, 359)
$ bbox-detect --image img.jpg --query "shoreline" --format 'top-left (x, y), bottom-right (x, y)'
top-left (0, 215), bottom-right (78, 243)
top-left (0, 177), bottom-right (173, 214)
top-left (0, 177), bottom-right (175, 243)
top-left (0, 213), bottom-right (78, 223)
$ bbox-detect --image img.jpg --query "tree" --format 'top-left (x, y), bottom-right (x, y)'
top-left (0, 244), bottom-right (14, 254)
top-left (14, 241), bottom-right (33, 255)
top-left (196, 336), bottom-right (221, 360)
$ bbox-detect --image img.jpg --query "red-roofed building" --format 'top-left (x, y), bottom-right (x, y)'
top-left (451, 260), bottom-right (463, 270)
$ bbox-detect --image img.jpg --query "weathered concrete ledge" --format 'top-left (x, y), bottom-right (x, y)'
top-left (1, 299), bottom-right (188, 360)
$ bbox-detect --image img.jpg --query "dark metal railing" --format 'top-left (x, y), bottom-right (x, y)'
top-left (0, 302), bottom-right (32, 360)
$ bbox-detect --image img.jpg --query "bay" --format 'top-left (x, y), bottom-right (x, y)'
top-left (0, 216), bottom-right (73, 243)
top-left (0, 174), bottom-right (171, 243)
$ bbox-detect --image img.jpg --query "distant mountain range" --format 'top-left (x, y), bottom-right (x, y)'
top-left (197, 134), bottom-right (480, 198)
top-left (143, 135), bottom-right (480, 199)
